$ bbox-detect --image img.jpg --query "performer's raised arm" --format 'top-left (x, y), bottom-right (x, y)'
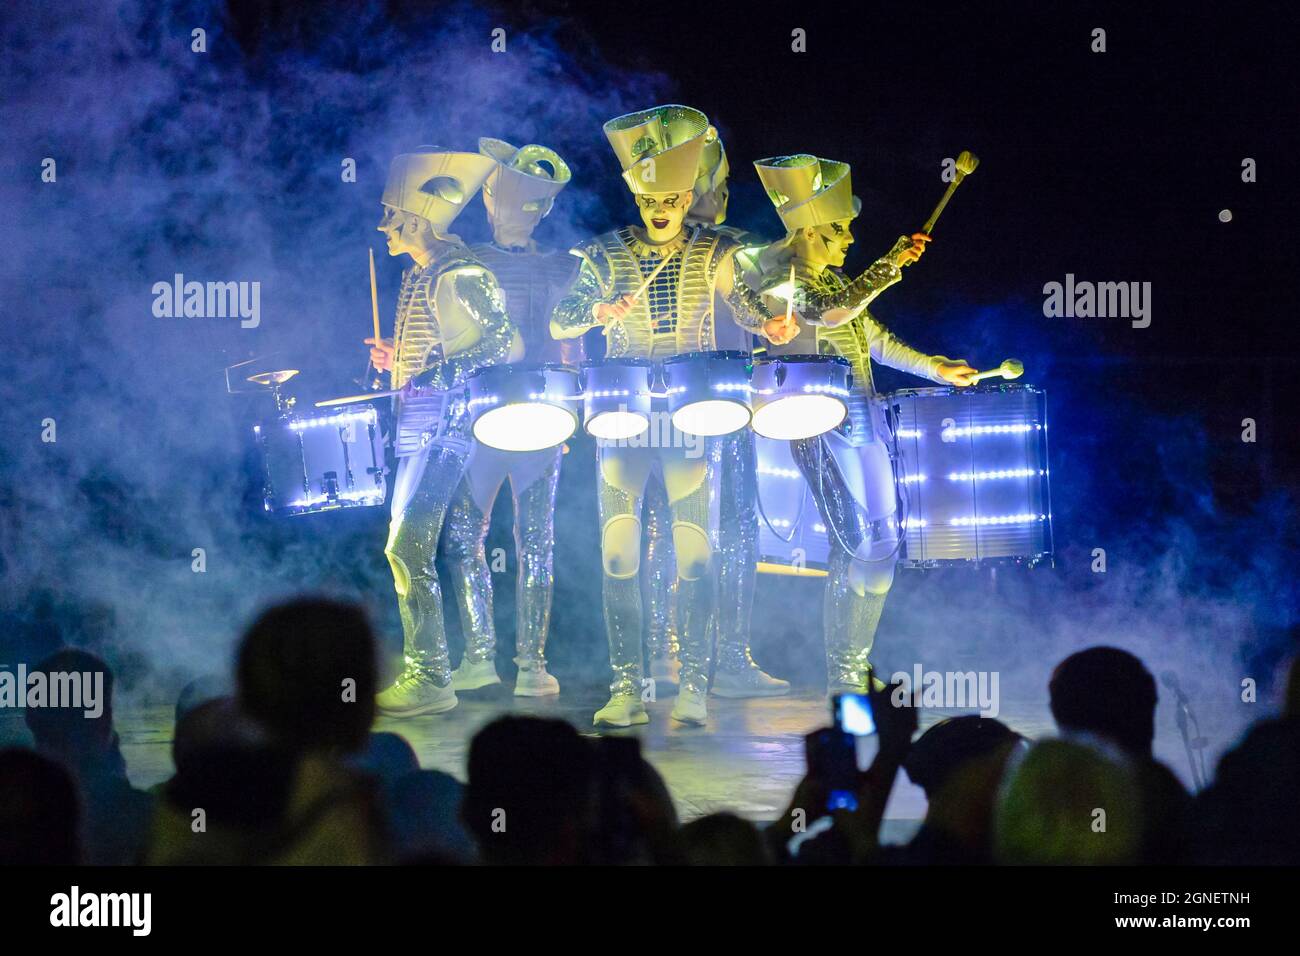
top-left (861, 309), bottom-right (977, 386)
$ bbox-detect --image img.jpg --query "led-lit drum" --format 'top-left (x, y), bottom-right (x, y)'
top-left (580, 358), bottom-right (654, 440)
top-left (466, 363), bottom-right (580, 452)
top-left (256, 405), bottom-right (387, 516)
top-left (754, 435), bottom-right (830, 576)
top-left (750, 355), bottom-right (852, 440)
top-left (661, 350), bottom-right (752, 437)
top-left (881, 384), bottom-right (1052, 566)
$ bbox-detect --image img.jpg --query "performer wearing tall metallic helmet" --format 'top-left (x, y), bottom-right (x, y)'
top-left (365, 147), bottom-right (523, 717)
top-left (641, 128), bottom-right (790, 697)
top-left (751, 153), bottom-right (976, 694)
top-left (441, 138), bottom-right (580, 698)
top-left (550, 104), bottom-right (797, 727)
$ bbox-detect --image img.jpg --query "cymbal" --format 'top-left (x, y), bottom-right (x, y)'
top-left (247, 369), bottom-right (299, 386)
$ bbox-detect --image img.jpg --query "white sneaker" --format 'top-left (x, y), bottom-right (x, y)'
top-left (514, 666), bottom-right (560, 697)
top-left (671, 687), bottom-right (708, 725)
top-left (452, 658), bottom-right (502, 691)
top-left (712, 663), bottom-right (791, 698)
top-left (377, 671), bottom-right (458, 717)
top-left (594, 694), bottom-right (649, 727)
top-left (649, 654), bottom-right (681, 691)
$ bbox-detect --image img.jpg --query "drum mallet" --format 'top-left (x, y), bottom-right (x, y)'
top-left (921, 150), bottom-right (979, 235)
top-left (601, 252), bottom-right (673, 337)
top-left (967, 358), bottom-right (1025, 384)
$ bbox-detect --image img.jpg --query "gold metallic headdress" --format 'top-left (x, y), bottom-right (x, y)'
top-left (604, 104), bottom-right (714, 195)
top-left (753, 154), bottom-right (862, 230)
top-left (381, 147), bottom-right (497, 233)
top-left (478, 137), bottom-right (572, 212)
top-left (691, 132), bottom-right (731, 224)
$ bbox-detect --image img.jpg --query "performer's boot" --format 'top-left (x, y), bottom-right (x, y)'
top-left (512, 458), bottom-right (561, 697)
top-left (444, 484), bottom-right (503, 693)
top-left (825, 583), bottom-right (888, 695)
top-left (670, 575), bottom-right (712, 726)
top-left (595, 575), bottom-right (650, 726)
top-left (451, 658), bottom-right (502, 691)
top-left (378, 658), bottom-right (459, 716)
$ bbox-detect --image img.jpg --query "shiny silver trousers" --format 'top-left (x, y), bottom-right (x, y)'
top-left (599, 434), bottom-right (718, 698)
top-left (385, 438), bottom-right (471, 687)
top-left (789, 423), bottom-right (898, 690)
top-left (644, 430), bottom-right (758, 673)
top-left (439, 443), bottom-right (562, 671)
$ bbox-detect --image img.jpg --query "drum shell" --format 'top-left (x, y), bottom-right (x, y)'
top-left (580, 359), bottom-right (653, 437)
top-left (882, 383), bottom-right (1052, 567)
top-left (750, 355), bottom-right (851, 440)
top-left (257, 405), bottom-right (387, 516)
top-left (661, 350), bottom-right (752, 436)
top-left (466, 362), bottom-right (580, 451)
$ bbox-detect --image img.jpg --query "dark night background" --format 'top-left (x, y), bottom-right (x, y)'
top-left (2, 0), bottom-right (1297, 765)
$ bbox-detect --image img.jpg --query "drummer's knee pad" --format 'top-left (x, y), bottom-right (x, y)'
top-left (672, 521), bottom-right (712, 581)
top-left (848, 556), bottom-right (895, 597)
top-left (602, 514), bottom-right (641, 579)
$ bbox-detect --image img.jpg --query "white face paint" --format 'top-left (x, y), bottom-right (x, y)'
top-left (636, 190), bottom-right (693, 243)
top-left (796, 218), bottom-right (855, 270)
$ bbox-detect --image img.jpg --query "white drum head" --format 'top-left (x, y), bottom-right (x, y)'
top-left (670, 399), bottom-right (751, 437)
top-left (751, 394), bottom-right (847, 440)
top-left (586, 409), bottom-right (651, 441)
top-left (473, 402), bottom-right (577, 452)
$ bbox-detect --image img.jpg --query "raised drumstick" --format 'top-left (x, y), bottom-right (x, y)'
top-left (921, 150), bottom-right (979, 235)
top-left (968, 358), bottom-right (1025, 384)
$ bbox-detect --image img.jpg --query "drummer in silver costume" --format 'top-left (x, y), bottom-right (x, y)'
top-left (366, 147), bottom-right (523, 717)
top-left (751, 154), bottom-right (976, 694)
top-left (441, 138), bottom-right (580, 698)
top-left (641, 129), bottom-right (790, 698)
top-left (551, 105), bottom-right (798, 728)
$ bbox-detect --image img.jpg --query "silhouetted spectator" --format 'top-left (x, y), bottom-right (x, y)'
top-left (1049, 647), bottom-right (1191, 862)
top-left (147, 598), bottom-right (384, 864)
top-left (680, 812), bottom-right (770, 865)
top-left (994, 738), bottom-right (1141, 865)
top-left (463, 716), bottom-right (597, 865)
top-left (0, 748), bottom-right (81, 865)
top-left (1192, 655), bottom-right (1300, 865)
top-left (390, 769), bottom-right (475, 862)
top-left (24, 648), bottom-right (153, 865)
top-left (589, 736), bottom-right (679, 864)
top-left (875, 716), bottom-right (1025, 865)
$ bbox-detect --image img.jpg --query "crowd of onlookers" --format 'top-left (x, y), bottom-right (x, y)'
top-left (2, 597), bottom-right (1297, 865)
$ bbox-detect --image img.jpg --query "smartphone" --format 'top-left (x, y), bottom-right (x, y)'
top-left (805, 728), bottom-right (859, 812)
top-left (832, 692), bottom-right (877, 736)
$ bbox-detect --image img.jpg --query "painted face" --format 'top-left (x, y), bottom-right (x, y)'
top-left (483, 181), bottom-right (550, 249)
top-left (376, 205), bottom-right (430, 261)
top-left (637, 190), bottom-right (693, 243)
top-left (805, 219), bottom-right (855, 269)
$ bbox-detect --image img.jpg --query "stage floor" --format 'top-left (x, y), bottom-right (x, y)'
top-left (97, 685), bottom-right (1068, 832)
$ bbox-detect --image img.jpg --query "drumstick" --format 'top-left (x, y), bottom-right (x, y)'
top-left (601, 252), bottom-right (673, 337)
top-left (784, 262), bottom-right (796, 322)
top-left (317, 389), bottom-right (401, 408)
top-left (921, 150), bottom-right (979, 235)
top-left (369, 247), bottom-right (382, 343)
top-left (967, 358), bottom-right (1024, 384)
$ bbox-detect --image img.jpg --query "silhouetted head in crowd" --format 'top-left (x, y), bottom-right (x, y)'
top-left (1049, 646), bottom-right (1157, 757)
top-left (23, 648), bottom-right (115, 766)
top-left (463, 716), bottom-right (597, 865)
top-left (904, 716), bottom-right (1022, 799)
top-left (172, 695), bottom-right (266, 775)
top-left (994, 738), bottom-right (1141, 865)
top-left (352, 731), bottom-right (420, 791)
top-left (589, 736), bottom-right (679, 864)
top-left (679, 812), bottom-right (770, 865)
top-left (175, 674), bottom-right (232, 725)
top-left (236, 597), bottom-right (377, 756)
top-left (0, 748), bottom-right (81, 865)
